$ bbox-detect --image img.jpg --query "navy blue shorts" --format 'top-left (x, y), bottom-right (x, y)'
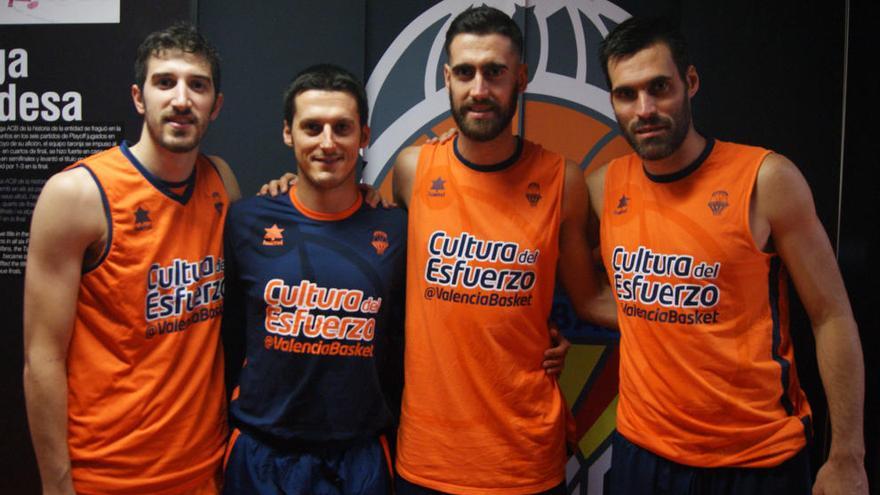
top-left (608, 432), bottom-right (811, 495)
top-left (223, 429), bottom-right (392, 495)
top-left (395, 475), bottom-right (565, 495)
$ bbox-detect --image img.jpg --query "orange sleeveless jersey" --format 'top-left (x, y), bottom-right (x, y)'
top-left (601, 139), bottom-right (811, 468)
top-left (67, 145), bottom-right (228, 494)
top-left (397, 139), bottom-right (568, 494)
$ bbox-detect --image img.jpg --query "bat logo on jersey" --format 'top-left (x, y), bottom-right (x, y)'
top-left (134, 206), bottom-right (152, 231)
top-left (525, 182), bottom-right (542, 206)
top-left (263, 224), bottom-right (284, 246)
top-left (708, 190), bottom-right (729, 216)
top-left (371, 230), bottom-right (389, 255)
top-left (611, 246), bottom-right (721, 324)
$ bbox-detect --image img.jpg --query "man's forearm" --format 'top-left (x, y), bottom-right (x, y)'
top-left (813, 315), bottom-right (866, 458)
top-left (24, 359), bottom-right (75, 495)
top-left (577, 285), bottom-right (619, 330)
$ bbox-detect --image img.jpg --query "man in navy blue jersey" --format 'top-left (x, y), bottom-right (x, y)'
top-left (221, 64), bottom-right (406, 494)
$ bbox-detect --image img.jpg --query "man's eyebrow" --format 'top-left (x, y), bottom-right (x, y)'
top-left (150, 72), bottom-right (212, 81)
top-left (612, 75), bottom-right (672, 92)
top-left (298, 116), bottom-right (356, 124)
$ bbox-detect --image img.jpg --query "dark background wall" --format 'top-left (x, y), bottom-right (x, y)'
top-left (198, 1), bottom-right (366, 197)
top-left (840, 0), bottom-right (879, 486)
top-left (1, 1), bottom-right (875, 493)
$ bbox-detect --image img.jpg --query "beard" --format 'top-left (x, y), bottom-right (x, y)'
top-left (141, 90), bottom-right (213, 154)
top-left (145, 110), bottom-right (203, 153)
top-left (619, 93), bottom-right (691, 161)
top-left (450, 86), bottom-right (519, 142)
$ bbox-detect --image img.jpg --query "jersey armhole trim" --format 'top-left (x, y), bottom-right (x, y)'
top-left (768, 256), bottom-right (794, 416)
top-left (743, 149), bottom-right (775, 256)
top-left (204, 154), bottom-right (220, 176)
top-left (72, 163), bottom-right (113, 274)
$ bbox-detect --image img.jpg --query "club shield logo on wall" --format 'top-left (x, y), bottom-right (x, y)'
top-left (364, 2), bottom-right (633, 493)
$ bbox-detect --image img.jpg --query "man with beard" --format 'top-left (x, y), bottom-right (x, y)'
top-left (23, 23), bottom-right (237, 494)
top-left (589, 17), bottom-right (867, 494)
top-left (391, 6), bottom-right (613, 495)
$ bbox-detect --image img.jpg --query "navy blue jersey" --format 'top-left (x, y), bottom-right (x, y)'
top-left (223, 189), bottom-right (406, 444)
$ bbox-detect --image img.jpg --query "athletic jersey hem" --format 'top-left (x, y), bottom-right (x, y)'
top-left (231, 421), bottom-right (383, 454)
top-left (616, 427), bottom-right (806, 469)
top-left (397, 465), bottom-right (564, 495)
top-left (73, 467), bottom-right (216, 495)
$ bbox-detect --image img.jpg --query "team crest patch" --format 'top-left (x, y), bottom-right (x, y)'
top-left (134, 206), bottom-right (152, 231)
top-left (614, 194), bottom-right (630, 215)
top-left (428, 176), bottom-right (445, 197)
top-left (212, 192), bottom-right (224, 213)
top-left (708, 191), bottom-right (729, 216)
top-left (526, 182), bottom-right (542, 206)
top-left (371, 230), bottom-right (389, 255)
top-left (263, 224), bottom-right (284, 246)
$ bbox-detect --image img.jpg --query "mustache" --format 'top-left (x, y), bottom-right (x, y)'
top-left (462, 98), bottom-right (500, 113)
top-left (631, 115), bottom-right (670, 132)
top-left (163, 108), bottom-right (196, 121)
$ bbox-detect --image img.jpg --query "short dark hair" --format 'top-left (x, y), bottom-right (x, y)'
top-left (600, 16), bottom-right (690, 87)
top-left (282, 64), bottom-right (368, 126)
top-left (134, 22), bottom-right (222, 93)
top-left (444, 5), bottom-right (523, 59)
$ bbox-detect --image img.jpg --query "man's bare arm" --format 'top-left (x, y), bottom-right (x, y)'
top-left (558, 160), bottom-right (617, 329)
top-left (23, 168), bottom-right (106, 495)
top-left (755, 154), bottom-right (867, 495)
top-left (391, 145), bottom-right (420, 210)
top-left (208, 155), bottom-right (241, 202)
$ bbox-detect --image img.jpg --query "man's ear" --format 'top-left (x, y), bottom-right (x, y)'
top-left (685, 65), bottom-right (699, 99)
top-left (282, 120), bottom-right (294, 148)
top-left (516, 63), bottom-right (528, 94)
top-left (360, 124), bottom-right (371, 149)
top-left (132, 84), bottom-right (145, 115)
top-left (209, 92), bottom-right (224, 121)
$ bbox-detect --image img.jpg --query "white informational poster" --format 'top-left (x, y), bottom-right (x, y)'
top-left (0, 0), bottom-right (119, 25)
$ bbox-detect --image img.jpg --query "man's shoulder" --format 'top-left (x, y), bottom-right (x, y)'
top-left (44, 165), bottom-right (103, 200)
top-left (395, 144), bottom-right (424, 167)
top-left (227, 193), bottom-right (289, 227)
top-left (66, 145), bottom-right (124, 171)
top-left (30, 165), bottom-right (107, 245)
top-left (519, 138), bottom-right (572, 169)
top-left (348, 197), bottom-right (407, 238)
top-left (604, 149), bottom-right (639, 168)
top-left (230, 192), bottom-right (285, 213)
top-left (356, 202), bottom-right (407, 227)
top-left (711, 138), bottom-right (772, 159)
